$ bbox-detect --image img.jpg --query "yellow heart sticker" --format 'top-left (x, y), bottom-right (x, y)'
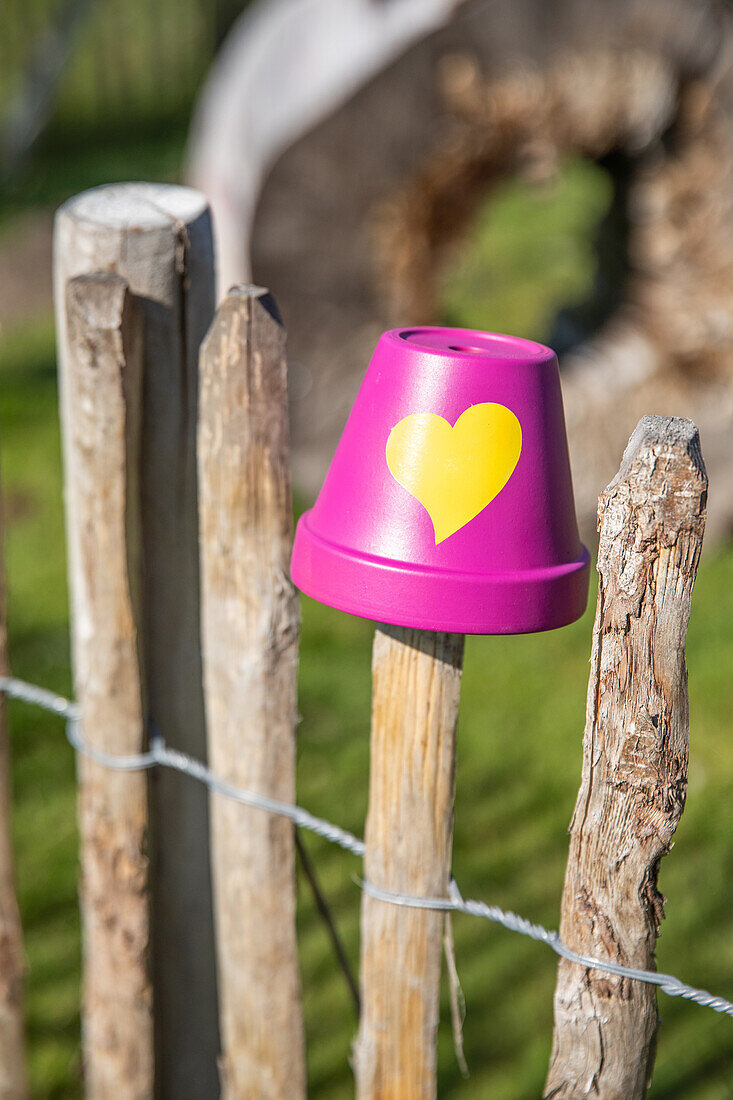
top-left (386, 403), bottom-right (522, 544)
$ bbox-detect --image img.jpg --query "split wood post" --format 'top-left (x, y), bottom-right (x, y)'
top-left (355, 626), bottom-right (465, 1099)
top-left (54, 183), bottom-right (220, 1098)
top-left (61, 274), bottom-right (152, 1097)
top-left (0, 454), bottom-right (28, 1100)
top-left (545, 415), bottom-right (707, 1100)
top-left (197, 286), bottom-right (305, 1098)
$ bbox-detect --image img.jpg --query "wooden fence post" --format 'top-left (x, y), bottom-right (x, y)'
top-left (354, 625), bottom-right (464, 1099)
top-left (54, 183), bottom-right (220, 1097)
top-left (545, 415), bottom-right (707, 1099)
top-left (197, 286), bottom-right (305, 1098)
top-left (0, 454), bottom-right (28, 1100)
top-left (60, 273), bottom-right (152, 1097)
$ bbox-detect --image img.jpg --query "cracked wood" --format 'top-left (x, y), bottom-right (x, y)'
top-left (545, 415), bottom-right (707, 1100)
top-left (198, 286), bottom-right (305, 1099)
top-left (355, 626), bottom-right (464, 1100)
top-left (62, 273), bottom-right (152, 1098)
top-left (54, 184), bottom-right (220, 1097)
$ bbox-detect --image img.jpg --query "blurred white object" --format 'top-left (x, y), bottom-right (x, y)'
top-left (187, 0), bottom-right (459, 295)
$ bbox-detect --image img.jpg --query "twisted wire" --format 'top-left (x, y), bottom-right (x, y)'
top-left (2, 674), bottom-right (731, 1020)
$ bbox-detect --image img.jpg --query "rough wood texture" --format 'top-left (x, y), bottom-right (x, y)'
top-left (545, 415), bottom-right (707, 1100)
top-left (355, 626), bottom-right (464, 1100)
top-left (0, 457), bottom-right (27, 1100)
top-left (198, 286), bottom-right (305, 1098)
top-left (61, 274), bottom-right (152, 1098)
top-left (54, 183), bottom-right (219, 1098)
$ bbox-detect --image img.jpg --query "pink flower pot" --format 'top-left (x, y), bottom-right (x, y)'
top-left (291, 327), bottom-right (590, 634)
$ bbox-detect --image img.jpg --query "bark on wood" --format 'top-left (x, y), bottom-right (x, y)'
top-left (197, 286), bottom-right (305, 1098)
top-left (355, 626), bottom-right (464, 1100)
top-left (545, 415), bottom-right (707, 1100)
top-left (61, 274), bottom-right (152, 1098)
top-left (54, 183), bottom-right (219, 1098)
top-left (0, 456), bottom-right (28, 1099)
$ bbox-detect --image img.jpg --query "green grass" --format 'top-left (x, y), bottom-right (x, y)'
top-left (0, 320), bottom-right (78, 1097)
top-left (1, 157), bottom-right (733, 1097)
top-left (1, 0), bottom-right (219, 127)
top-left (1, 0), bottom-right (234, 227)
top-left (0, 119), bottom-right (189, 233)
top-left (439, 157), bottom-right (614, 339)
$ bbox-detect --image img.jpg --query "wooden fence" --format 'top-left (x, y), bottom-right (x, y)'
top-left (0, 180), bottom-right (713, 1098)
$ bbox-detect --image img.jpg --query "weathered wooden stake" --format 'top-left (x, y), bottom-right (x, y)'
top-left (545, 415), bottom-right (707, 1100)
top-left (355, 626), bottom-right (464, 1099)
top-left (0, 455), bottom-right (28, 1100)
top-left (61, 274), bottom-right (152, 1097)
top-left (54, 183), bottom-right (219, 1097)
top-left (197, 286), bottom-right (305, 1098)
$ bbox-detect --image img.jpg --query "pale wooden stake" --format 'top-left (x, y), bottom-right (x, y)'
top-left (0, 455), bottom-right (28, 1100)
top-left (197, 286), bottom-right (305, 1098)
top-left (355, 626), bottom-right (464, 1100)
top-left (545, 415), bottom-right (707, 1100)
top-left (62, 274), bottom-right (152, 1097)
top-left (54, 184), bottom-right (219, 1097)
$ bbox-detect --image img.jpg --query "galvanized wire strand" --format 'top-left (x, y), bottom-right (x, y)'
top-left (360, 880), bottom-right (733, 1018)
top-left (0, 676), bottom-right (365, 853)
top-left (146, 731), bottom-right (366, 858)
top-left (2, 674), bottom-right (732, 1021)
top-left (0, 676), bottom-right (79, 721)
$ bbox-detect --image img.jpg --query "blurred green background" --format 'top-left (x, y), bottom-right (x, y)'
top-left (2, 2), bottom-right (733, 1097)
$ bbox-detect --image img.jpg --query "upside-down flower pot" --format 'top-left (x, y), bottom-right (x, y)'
top-left (291, 327), bottom-right (590, 634)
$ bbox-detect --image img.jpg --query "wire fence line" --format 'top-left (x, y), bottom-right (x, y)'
top-left (1, 673), bottom-right (732, 1021)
